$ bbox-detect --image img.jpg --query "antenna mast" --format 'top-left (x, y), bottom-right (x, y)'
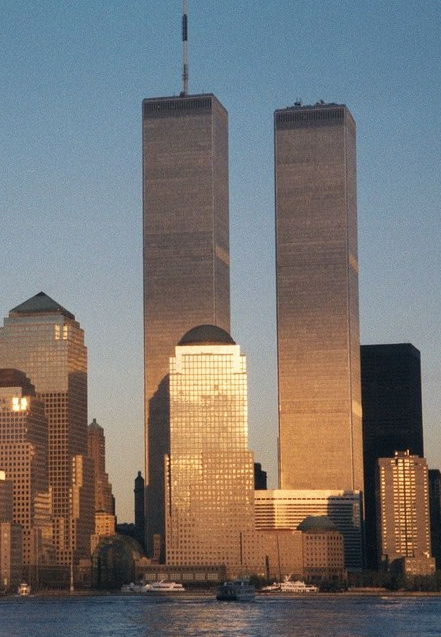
top-left (182, 0), bottom-right (189, 95)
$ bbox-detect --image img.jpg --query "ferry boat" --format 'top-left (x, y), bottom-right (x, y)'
top-left (216, 578), bottom-right (255, 601)
top-left (279, 578), bottom-right (319, 593)
top-left (17, 582), bottom-right (31, 596)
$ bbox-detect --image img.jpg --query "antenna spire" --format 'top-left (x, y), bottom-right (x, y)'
top-left (182, 0), bottom-right (189, 96)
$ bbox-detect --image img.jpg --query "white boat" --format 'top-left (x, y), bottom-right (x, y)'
top-left (216, 578), bottom-right (255, 601)
top-left (144, 580), bottom-right (186, 594)
top-left (261, 581), bottom-right (281, 592)
top-left (279, 578), bottom-right (319, 593)
top-left (121, 582), bottom-right (145, 593)
top-left (17, 582), bottom-right (31, 596)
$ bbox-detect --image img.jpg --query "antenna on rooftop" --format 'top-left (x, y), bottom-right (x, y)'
top-left (182, 0), bottom-right (189, 96)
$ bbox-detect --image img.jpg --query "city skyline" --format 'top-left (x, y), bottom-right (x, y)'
top-left (2, 1), bottom-right (441, 521)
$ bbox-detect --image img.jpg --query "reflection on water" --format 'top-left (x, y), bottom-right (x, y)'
top-left (0, 595), bottom-right (440, 637)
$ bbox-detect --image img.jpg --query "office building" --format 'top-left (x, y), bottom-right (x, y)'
top-left (377, 451), bottom-right (434, 575)
top-left (142, 94), bottom-right (230, 556)
top-left (361, 343), bottom-right (424, 568)
top-left (274, 103), bottom-right (363, 494)
top-left (165, 325), bottom-right (255, 574)
top-left (88, 418), bottom-right (115, 533)
top-left (0, 470), bottom-right (23, 591)
top-left (297, 516), bottom-right (346, 584)
top-left (254, 489), bottom-right (363, 570)
top-left (0, 369), bottom-right (53, 565)
top-left (0, 292), bottom-right (94, 566)
top-left (429, 469), bottom-right (441, 569)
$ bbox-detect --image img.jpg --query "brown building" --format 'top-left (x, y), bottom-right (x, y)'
top-left (297, 516), bottom-right (346, 584)
top-left (274, 103), bottom-right (363, 494)
top-left (0, 369), bottom-right (53, 565)
top-left (377, 451), bottom-right (434, 575)
top-left (142, 94), bottom-right (230, 557)
top-left (0, 293), bottom-right (94, 566)
top-left (87, 418), bottom-right (115, 534)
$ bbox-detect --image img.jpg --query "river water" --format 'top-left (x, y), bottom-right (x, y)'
top-left (0, 594), bottom-right (439, 637)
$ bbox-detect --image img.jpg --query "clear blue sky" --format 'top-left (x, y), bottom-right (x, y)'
top-left (2, 0), bottom-right (440, 522)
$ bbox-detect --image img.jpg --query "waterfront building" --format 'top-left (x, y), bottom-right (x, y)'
top-left (0, 470), bottom-right (22, 591)
top-left (254, 489), bottom-right (363, 570)
top-left (377, 451), bottom-right (434, 575)
top-left (297, 516), bottom-right (346, 584)
top-left (142, 93), bottom-right (230, 557)
top-left (361, 343), bottom-right (424, 568)
top-left (165, 325), bottom-right (255, 575)
top-left (274, 103), bottom-right (363, 495)
top-left (0, 369), bottom-right (53, 565)
top-left (0, 292), bottom-right (94, 566)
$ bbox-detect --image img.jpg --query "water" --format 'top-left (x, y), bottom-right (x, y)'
top-left (0, 594), bottom-right (440, 637)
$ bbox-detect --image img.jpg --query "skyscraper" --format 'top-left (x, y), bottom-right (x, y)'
top-left (88, 419), bottom-right (114, 515)
top-left (0, 369), bottom-right (53, 565)
top-left (0, 292), bottom-right (94, 566)
top-left (275, 103), bottom-right (363, 493)
top-left (361, 343), bottom-right (424, 568)
top-left (142, 94), bottom-right (230, 556)
top-left (165, 325), bottom-right (255, 573)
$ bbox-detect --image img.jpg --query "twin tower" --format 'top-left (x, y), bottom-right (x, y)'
top-left (142, 93), bottom-right (363, 560)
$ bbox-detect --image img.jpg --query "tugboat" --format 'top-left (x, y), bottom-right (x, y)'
top-left (216, 578), bottom-right (255, 601)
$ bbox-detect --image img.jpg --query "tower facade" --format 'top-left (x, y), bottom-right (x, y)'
top-left (0, 292), bottom-right (93, 566)
top-left (361, 343), bottom-right (424, 567)
top-left (0, 369), bottom-right (53, 565)
top-left (377, 451), bottom-right (434, 574)
top-left (274, 103), bottom-right (363, 493)
top-left (165, 325), bottom-right (255, 574)
top-left (142, 94), bottom-right (230, 556)
top-left (88, 419), bottom-right (114, 516)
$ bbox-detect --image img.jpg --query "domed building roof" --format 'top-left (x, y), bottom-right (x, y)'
top-left (297, 515), bottom-right (338, 532)
top-left (178, 324), bottom-right (235, 346)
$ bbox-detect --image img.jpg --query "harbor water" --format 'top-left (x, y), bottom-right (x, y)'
top-left (0, 593), bottom-right (440, 637)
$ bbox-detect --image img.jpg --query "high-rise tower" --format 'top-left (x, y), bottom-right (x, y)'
top-left (275, 103), bottom-right (363, 493)
top-left (361, 343), bottom-right (424, 568)
top-left (166, 325), bottom-right (255, 574)
top-left (142, 8), bottom-right (230, 557)
top-left (0, 292), bottom-right (94, 566)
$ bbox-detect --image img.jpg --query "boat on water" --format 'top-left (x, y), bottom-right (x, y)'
top-left (144, 580), bottom-right (186, 594)
top-left (261, 577), bottom-right (319, 594)
top-left (121, 580), bottom-right (186, 594)
top-left (216, 578), bottom-right (255, 601)
top-left (17, 582), bottom-right (31, 596)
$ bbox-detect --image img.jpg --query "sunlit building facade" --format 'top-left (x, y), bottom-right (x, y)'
top-left (0, 369), bottom-right (53, 565)
top-left (254, 489), bottom-right (363, 570)
top-left (275, 103), bottom-right (363, 494)
top-left (88, 418), bottom-right (115, 536)
top-left (165, 325), bottom-right (255, 574)
top-left (0, 292), bottom-right (94, 566)
top-left (377, 451), bottom-right (434, 575)
top-left (143, 94), bottom-right (230, 557)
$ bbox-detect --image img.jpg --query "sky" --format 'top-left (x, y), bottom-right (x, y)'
top-left (2, 0), bottom-right (441, 522)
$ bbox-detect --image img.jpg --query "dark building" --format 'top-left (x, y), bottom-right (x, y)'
top-left (275, 103), bottom-right (363, 494)
top-left (254, 463), bottom-right (267, 490)
top-left (429, 469), bottom-right (441, 569)
top-left (134, 471), bottom-right (145, 550)
top-left (142, 95), bottom-right (230, 558)
top-left (361, 343), bottom-right (424, 568)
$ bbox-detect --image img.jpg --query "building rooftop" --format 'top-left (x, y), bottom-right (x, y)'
top-left (10, 291), bottom-right (75, 320)
top-left (297, 515), bottom-right (339, 532)
top-left (178, 324), bottom-right (235, 346)
top-left (0, 368), bottom-right (35, 395)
